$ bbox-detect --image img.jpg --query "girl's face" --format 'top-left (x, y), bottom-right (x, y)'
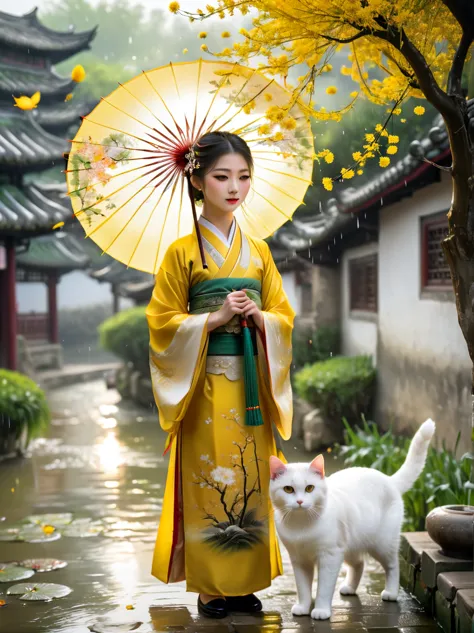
top-left (194, 152), bottom-right (251, 215)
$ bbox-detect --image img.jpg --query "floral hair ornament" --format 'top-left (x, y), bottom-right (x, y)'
top-left (184, 144), bottom-right (200, 175)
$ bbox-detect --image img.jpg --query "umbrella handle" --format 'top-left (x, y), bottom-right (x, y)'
top-left (186, 175), bottom-right (208, 270)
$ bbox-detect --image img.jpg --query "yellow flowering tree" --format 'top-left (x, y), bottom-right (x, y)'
top-left (174, 0), bottom-right (474, 442)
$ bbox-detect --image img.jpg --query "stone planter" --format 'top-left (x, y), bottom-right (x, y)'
top-left (426, 505), bottom-right (474, 560)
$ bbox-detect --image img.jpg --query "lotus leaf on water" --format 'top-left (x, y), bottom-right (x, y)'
top-left (18, 529), bottom-right (61, 544)
top-left (24, 513), bottom-right (73, 526)
top-left (0, 564), bottom-right (35, 583)
top-left (62, 519), bottom-right (105, 538)
top-left (6, 582), bottom-right (73, 601)
top-left (88, 619), bottom-right (144, 633)
top-left (18, 559), bottom-right (68, 572)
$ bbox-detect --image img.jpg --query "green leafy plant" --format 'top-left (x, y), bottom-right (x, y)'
top-left (292, 324), bottom-right (340, 370)
top-left (294, 355), bottom-right (375, 423)
top-left (99, 306), bottom-right (149, 375)
top-left (337, 418), bottom-right (473, 531)
top-left (0, 370), bottom-right (50, 448)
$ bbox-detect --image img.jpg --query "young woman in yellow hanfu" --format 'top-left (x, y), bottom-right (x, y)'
top-left (146, 131), bottom-right (295, 619)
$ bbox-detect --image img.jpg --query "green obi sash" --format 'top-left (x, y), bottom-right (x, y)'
top-left (189, 278), bottom-right (263, 427)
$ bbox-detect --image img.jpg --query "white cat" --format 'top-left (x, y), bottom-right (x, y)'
top-left (269, 419), bottom-right (435, 621)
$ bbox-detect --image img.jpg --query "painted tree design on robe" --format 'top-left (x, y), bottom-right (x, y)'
top-left (193, 412), bottom-right (265, 552)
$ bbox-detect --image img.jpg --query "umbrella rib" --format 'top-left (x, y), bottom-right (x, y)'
top-left (69, 139), bottom-right (154, 153)
top-left (82, 117), bottom-right (160, 149)
top-left (214, 76), bottom-right (275, 132)
top-left (240, 201), bottom-right (274, 236)
top-left (68, 157), bottom-right (175, 197)
top-left (253, 163), bottom-right (312, 183)
top-left (153, 171), bottom-right (180, 273)
top-left (75, 161), bottom-right (175, 217)
top-left (99, 96), bottom-right (157, 132)
top-left (82, 165), bottom-right (176, 237)
top-left (116, 80), bottom-right (183, 136)
top-left (169, 62), bottom-right (192, 143)
top-left (250, 187), bottom-right (294, 220)
top-left (103, 185), bottom-right (156, 255)
top-left (205, 65), bottom-right (263, 132)
top-left (126, 174), bottom-right (176, 268)
top-left (194, 62), bottom-right (238, 140)
top-left (253, 174), bottom-right (306, 203)
top-left (142, 71), bottom-right (186, 145)
top-left (177, 172), bottom-right (185, 238)
top-left (190, 57), bottom-right (202, 142)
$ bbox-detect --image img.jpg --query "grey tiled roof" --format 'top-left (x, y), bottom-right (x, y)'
top-left (0, 182), bottom-right (71, 236)
top-left (35, 99), bottom-right (94, 133)
top-left (271, 108), bottom-right (462, 253)
top-left (0, 9), bottom-right (96, 64)
top-left (0, 111), bottom-right (67, 170)
top-left (16, 232), bottom-right (89, 271)
top-left (0, 64), bottom-right (75, 103)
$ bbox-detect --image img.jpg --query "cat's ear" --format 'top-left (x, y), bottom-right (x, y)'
top-left (309, 454), bottom-right (325, 478)
top-left (269, 456), bottom-right (287, 480)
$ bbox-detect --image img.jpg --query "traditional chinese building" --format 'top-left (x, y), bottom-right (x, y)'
top-left (272, 105), bottom-right (474, 452)
top-left (0, 8), bottom-right (96, 371)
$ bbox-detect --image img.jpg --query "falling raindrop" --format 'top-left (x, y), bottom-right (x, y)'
top-left (380, 198), bottom-right (383, 206)
top-left (357, 218), bottom-right (360, 228)
top-left (319, 201), bottom-right (322, 213)
top-left (128, 36), bottom-right (133, 44)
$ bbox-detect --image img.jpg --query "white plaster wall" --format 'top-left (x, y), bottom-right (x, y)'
top-left (341, 242), bottom-right (378, 359)
top-left (281, 271), bottom-right (301, 316)
top-left (378, 175), bottom-right (469, 369)
top-left (377, 174), bottom-right (471, 449)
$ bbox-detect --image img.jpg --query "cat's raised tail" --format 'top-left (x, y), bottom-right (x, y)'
top-left (390, 419), bottom-right (436, 494)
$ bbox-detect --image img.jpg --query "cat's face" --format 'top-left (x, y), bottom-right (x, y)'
top-left (269, 455), bottom-right (327, 514)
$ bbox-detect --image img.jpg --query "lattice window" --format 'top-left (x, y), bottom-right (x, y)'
top-left (349, 254), bottom-right (378, 312)
top-left (421, 213), bottom-right (450, 289)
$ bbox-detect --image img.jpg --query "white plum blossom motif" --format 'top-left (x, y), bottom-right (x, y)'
top-left (210, 466), bottom-right (236, 486)
top-left (200, 454), bottom-right (210, 463)
top-left (204, 417), bottom-right (212, 425)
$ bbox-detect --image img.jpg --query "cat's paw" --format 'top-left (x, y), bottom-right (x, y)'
top-left (381, 589), bottom-right (399, 602)
top-left (291, 603), bottom-right (311, 616)
top-left (339, 584), bottom-right (358, 596)
top-left (311, 607), bottom-right (331, 620)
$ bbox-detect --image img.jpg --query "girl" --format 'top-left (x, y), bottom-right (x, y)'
top-left (146, 131), bottom-right (294, 618)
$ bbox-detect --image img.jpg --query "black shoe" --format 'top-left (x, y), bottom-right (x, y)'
top-left (197, 596), bottom-right (228, 619)
top-left (226, 594), bottom-right (262, 613)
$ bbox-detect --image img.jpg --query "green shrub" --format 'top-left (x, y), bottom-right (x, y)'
top-left (336, 418), bottom-right (472, 531)
top-left (294, 355), bottom-right (375, 422)
top-left (0, 370), bottom-right (50, 445)
top-left (292, 324), bottom-right (340, 369)
top-left (59, 303), bottom-right (112, 346)
top-left (99, 306), bottom-right (149, 375)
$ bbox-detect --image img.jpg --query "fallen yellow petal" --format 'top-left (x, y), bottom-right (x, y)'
top-left (71, 64), bottom-right (86, 83)
top-left (43, 525), bottom-right (56, 534)
top-left (53, 222), bottom-right (65, 230)
top-left (126, 605), bottom-right (135, 610)
top-left (64, 93), bottom-right (73, 102)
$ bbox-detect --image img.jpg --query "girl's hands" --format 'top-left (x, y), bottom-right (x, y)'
top-left (206, 290), bottom-right (264, 332)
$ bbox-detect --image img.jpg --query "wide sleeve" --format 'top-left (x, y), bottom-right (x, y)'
top-left (146, 245), bottom-right (210, 440)
top-left (255, 240), bottom-right (295, 440)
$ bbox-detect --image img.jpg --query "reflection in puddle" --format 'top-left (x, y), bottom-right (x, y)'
top-left (96, 432), bottom-right (124, 474)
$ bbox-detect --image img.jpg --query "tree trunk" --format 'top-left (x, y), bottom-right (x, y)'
top-left (441, 140), bottom-right (474, 496)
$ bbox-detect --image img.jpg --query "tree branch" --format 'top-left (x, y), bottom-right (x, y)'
top-left (371, 18), bottom-right (457, 122)
top-left (319, 29), bottom-right (369, 44)
top-left (447, 30), bottom-right (473, 95)
top-left (422, 157), bottom-right (453, 173)
top-left (440, 0), bottom-right (474, 34)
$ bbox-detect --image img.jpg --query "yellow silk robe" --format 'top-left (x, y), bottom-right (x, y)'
top-left (146, 221), bottom-right (294, 596)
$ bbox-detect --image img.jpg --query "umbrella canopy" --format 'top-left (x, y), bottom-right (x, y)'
top-left (66, 59), bottom-right (314, 274)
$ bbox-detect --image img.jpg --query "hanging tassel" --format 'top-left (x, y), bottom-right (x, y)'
top-left (241, 318), bottom-right (263, 426)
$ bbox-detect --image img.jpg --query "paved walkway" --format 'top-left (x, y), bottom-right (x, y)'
top-left (0, 381), bottom-right (436, 633)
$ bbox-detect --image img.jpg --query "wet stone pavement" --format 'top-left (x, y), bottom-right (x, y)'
top-left (0, 381), bottom-right (437, 633)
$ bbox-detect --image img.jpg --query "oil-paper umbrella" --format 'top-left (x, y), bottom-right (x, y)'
top-left (66, 59), bottom-right (314, 273)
